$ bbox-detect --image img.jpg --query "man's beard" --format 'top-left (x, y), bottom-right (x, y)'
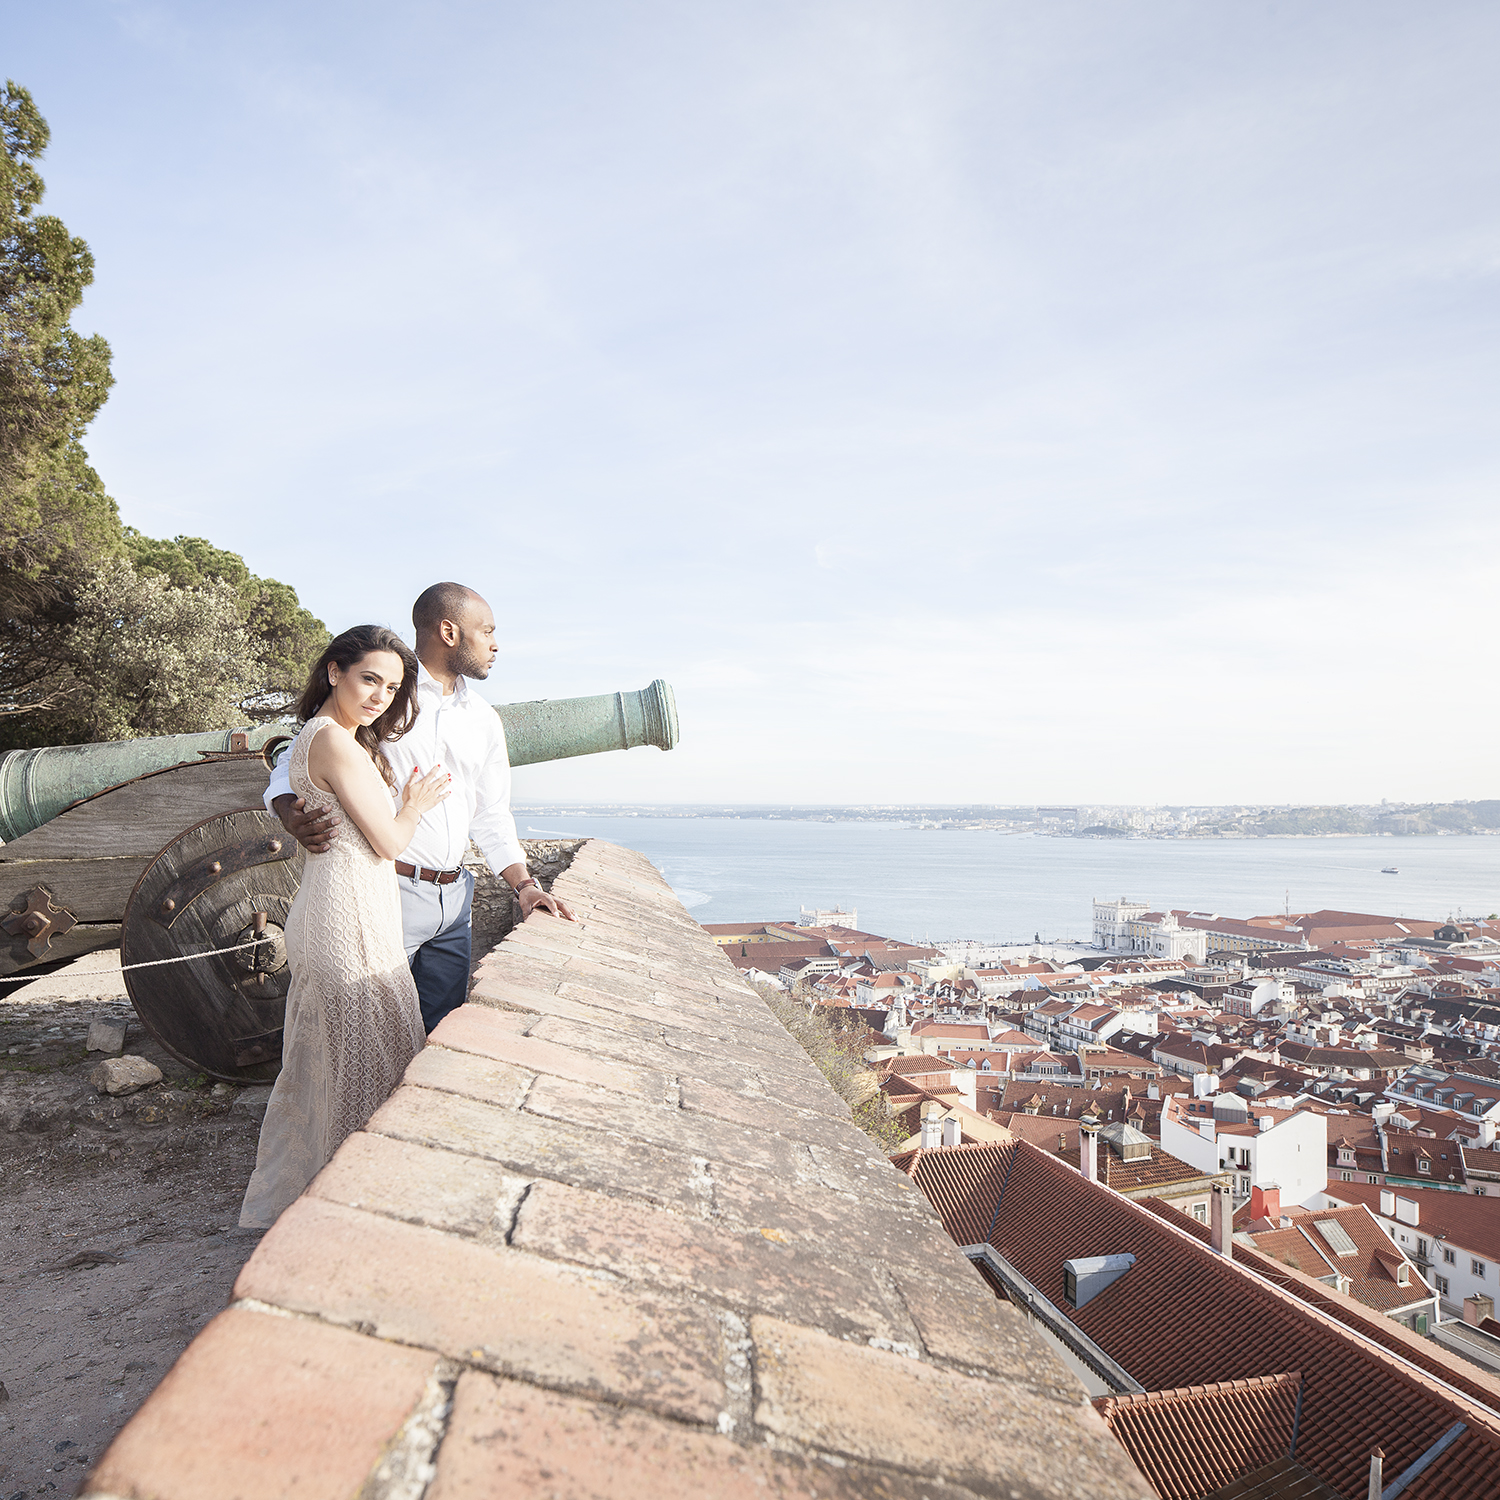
top-left (453, 630), bottom-right (492, 680)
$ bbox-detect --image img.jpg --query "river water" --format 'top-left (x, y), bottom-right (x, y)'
top-left (518, 816), bottom-right (1500, 945)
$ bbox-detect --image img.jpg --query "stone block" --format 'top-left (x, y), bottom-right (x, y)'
top-left (89, 1055), bottom-right (162, 1096)
top-left (751, 1316), bottom-right (1146, 1500)
top-left (368, 1084), bottom-right (714, 1213)
top-left (235, 1197), bottom-right (727, 1424)
top-left (524, 1075), bottom-right (812, 1181)
top-left (308, 1130), bottom-right (526, 1237)
top-left (81, 1306), bottom-right (435, 1500)
top-left (890, 1264), bottom-right (1088, 1403)
top-left (85, 1019), bottom-right (125, 1054)
top-left (471, 977), bottom-right (668, 1044)
top-left (512, 1178), bottom-right (915, 1345)
top-left (430, 1008), bottom-right (673, 1103)
top-left (402, 1041), bottom-right (533, 1108)
top-left (427, 1370), bottom-right (980, 1500)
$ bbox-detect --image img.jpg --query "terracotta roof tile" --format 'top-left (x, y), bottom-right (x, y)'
top-left (1094, 1373), bottom-right (1301, 1500)
top-left (901, 1141), bottom-right (1500, 1498)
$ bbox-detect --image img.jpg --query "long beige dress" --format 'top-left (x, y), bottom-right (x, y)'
top-left (239, 717), bottom-right (426, 1228)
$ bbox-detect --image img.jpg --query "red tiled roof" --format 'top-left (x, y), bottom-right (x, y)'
top-left (1320, 1178), bottom-right (1500, 1257)
top-left (1056, 1141), bottom-right (1221, 1197)
top-left (901, 1140), bottom-right (1500, 1498)
top-left (1384, 1130), bottom-right (1466, 1186)
top-left (1242, 1205), bottom-right (1434, 1316)
top-left (1094, 1373), bottom-right (1301, 1500)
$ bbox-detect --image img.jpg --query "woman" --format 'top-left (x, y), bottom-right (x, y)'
top-left (239, 625), bottom-right (452, 1228)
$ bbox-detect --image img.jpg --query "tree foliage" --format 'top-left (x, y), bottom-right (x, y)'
top-left (0, 81), bottom-right (326, 747)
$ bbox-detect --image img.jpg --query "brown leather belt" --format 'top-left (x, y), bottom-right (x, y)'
top-left (395, 861), bottom-right (463, 885)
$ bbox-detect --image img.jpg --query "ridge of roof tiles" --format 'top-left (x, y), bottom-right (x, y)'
top-left (900, 1139), bottom-right (1500, 1499)
top-left (81, 842), bottom-right (1147, 1500)
top-left (1094, 1372), bottom-right (1302, 1500)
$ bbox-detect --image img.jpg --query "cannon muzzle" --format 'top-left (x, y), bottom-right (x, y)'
top-left (0, 678), bottom-right (678, 843)
top-left (499, 678), bottom-right (678, 767)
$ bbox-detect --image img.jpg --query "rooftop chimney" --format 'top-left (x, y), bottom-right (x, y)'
top-left (1249, 1184), bottom-right (1281, 1224)
top-left (1464, 1293), bottom-right (1495, 1327)
top-left (919, 1101), bottom-right (943, 1149)
top-left (1257, 1113), bottom-right (1273, 1134)
top-left (1210, 1181), bottom-right (1234, 1259)
top-left (1080, 1109), bottom-right (1101, 1183)
top-left (941, 1115), bottom-right (962, 1148)
top-left (1367, 1448), bottom-right (1383, 1500)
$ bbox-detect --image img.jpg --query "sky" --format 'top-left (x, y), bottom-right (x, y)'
top-left (6, 2), bottom-right (1499, 806)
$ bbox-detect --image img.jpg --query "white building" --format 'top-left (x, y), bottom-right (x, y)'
top-left (1090, 900), bottom-right (1205, 962)
top-left (800, 906), bottom-right (856, 929)
top-left (1221, 976), bottom-right (1295, 1018)
top-left (1161, 1089), bottom-right (1328, 1207)
top-left (1093, 898), bottom-right (1149, 949)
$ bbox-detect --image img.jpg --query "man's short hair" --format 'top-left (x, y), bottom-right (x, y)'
top-left (412, 582), bottom-right (482, 637)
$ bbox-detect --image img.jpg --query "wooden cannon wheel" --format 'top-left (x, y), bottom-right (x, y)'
top-left (121, 809), bottom-right (304, 1083)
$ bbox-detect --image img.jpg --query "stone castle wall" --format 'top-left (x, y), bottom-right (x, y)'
top-left (80, 840), bottom-right (1147, 1500)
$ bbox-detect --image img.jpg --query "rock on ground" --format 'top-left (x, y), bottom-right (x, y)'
top-left (84, 1021), bottom-right (125, 1055)
top-left (88, 1057), bottom-right (163, 1097)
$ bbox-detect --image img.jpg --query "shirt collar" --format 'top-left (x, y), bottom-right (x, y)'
top-left (416, 662), bottom-right (470, 703)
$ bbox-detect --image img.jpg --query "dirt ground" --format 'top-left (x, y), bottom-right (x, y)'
top-left (0, 952), bottom-right (270, 1500)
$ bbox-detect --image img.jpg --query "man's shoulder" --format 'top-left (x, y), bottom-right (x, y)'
top-left (456, 684), bottom-right (504, 734)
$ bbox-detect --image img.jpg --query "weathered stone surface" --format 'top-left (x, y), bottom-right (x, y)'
top-left (308, 1129), bottom-right (526, 1237)
top-left (512, 1178), bottom-right (916, 1345)
top-left (401, 1039), bottom-right (533, 1108)
top-left (428, 1370), bottom-right (991, 1500)
top-left (432, 1004), bottom-right (674, 1103)
top-left (84, 1019), bottom-right (125, 1054)
top-left (752, 1316), bottom-right (1147, 1500)
top-left (235, 1197), bottom-right (727, 1424)
top-left (83, 1306), bottom-right (436, 1500)
top-left (368, 1084), bottom-right (715, 1213)
top-left (88, 1055), bottom-right (161, 1096)
top-left (79, 839), bottom-right (1148, 1500)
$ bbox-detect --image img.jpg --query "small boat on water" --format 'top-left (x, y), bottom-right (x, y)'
top-left (1382, 866), bottom-right (1399, 874)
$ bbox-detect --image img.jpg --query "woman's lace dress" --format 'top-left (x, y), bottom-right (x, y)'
top-left (239, 717), bottom-right (426, 1228)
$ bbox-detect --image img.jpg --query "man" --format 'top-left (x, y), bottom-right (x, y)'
top-left (267, 582), bottom-right (574, 1034)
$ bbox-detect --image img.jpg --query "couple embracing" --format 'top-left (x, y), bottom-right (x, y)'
top-left (238, 582), bottom-right (571, 1229)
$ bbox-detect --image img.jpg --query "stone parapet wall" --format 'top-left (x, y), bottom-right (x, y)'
top-left (81, 840), bottom-right (1147, 1500)
top-left (463, 837), bottom-right (583, 974)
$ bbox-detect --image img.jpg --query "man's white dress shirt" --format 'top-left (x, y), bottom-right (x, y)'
top-left (264, 664), bottom-right (526, 875)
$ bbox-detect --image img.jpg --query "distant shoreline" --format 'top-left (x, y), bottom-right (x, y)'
top-left (514, 805), bottom-right (1498, 838)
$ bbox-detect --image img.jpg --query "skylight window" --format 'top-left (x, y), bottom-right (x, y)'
top-left (1313, 1219), bottom-right (1360, 1258)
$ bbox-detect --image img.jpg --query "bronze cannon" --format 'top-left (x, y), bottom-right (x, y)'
top-left (0, 680), bottom-right (677, 1080)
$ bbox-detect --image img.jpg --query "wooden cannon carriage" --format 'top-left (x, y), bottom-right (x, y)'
top-left (0, 681), bottom-right (677, 1081)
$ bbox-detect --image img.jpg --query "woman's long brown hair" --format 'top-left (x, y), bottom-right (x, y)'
top-left (294, 625), bottom-right (419, 789)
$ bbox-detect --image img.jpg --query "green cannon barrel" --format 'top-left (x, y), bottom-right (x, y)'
top-left (0, 679), bottom-right (678, 843)
top-left (499, 678), bottom-right (678, 768)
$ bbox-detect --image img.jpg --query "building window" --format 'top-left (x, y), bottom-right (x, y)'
top-left (1474, 1260), bottom-right (1487, 1279)
top-left (1368, 1174), bottom-right (1380, 1184)
top-left (1417, 1159), bottom-right (1431, 1174)
top-left (1193, 1204), bottom-right (1207, 1224)
top-left (1341, 1171), bottom-right (1353, 1181)
top-left (1444, 1248), bottom-right (1456, 1264)
top-left (1436, 1275), bottom-right (1450, 1296)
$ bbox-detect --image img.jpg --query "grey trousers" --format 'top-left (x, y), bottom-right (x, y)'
top-left (399, 868), bottom-right (474, 1034)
